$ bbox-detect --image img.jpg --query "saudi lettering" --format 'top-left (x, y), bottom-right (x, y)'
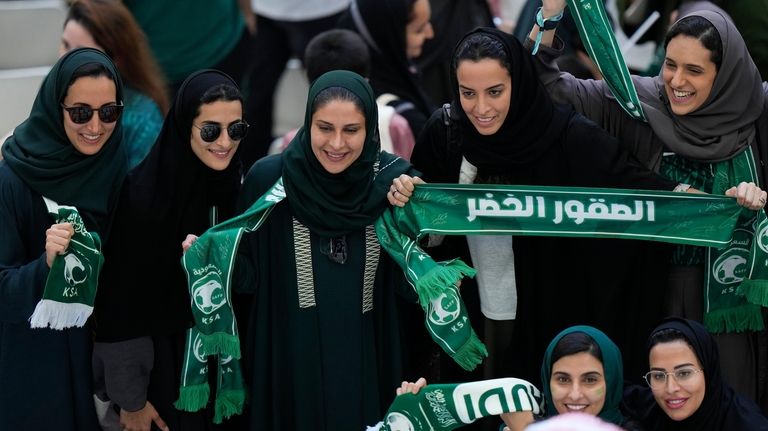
top-left (192, 264), bottom-right (220, 277)
top-left (453, 378), bottom-right (541, 423)
top-left (265, 182), bottom-right (286, 203)
top-left (424, 389), bottom-right (459, 427)
top-left (466, 193), bottom-right (655, 224)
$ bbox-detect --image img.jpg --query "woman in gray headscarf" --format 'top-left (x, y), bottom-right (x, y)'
top-left (529, 1), bottom-right (768, 405)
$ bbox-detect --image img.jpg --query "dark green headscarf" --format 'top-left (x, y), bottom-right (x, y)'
top-left (1, 47), bottom-right (126, 220)
top-left (541, 325), bottom-right (625, 425)
top-left (282, 70), bottom-right (411, 238)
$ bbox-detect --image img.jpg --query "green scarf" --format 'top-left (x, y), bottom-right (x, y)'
top-left (705, 148), bottom-right (768, 332)
top-left (541, 326), bottom-right (624, 424)
top-left (376, 183), bottom-right (768, 338)
top-left (175, 179), bottom-right (284, 418)
top-left (367, 378), bottom-right (542, 431)
top-left (564, 0), bottom-right (646, 121)
top-left (177, 70), bottom-right (415, 419)
top-left (29, 197), bottom-right (103, 329)
top-left (175, 327), bottom-right (247, 423)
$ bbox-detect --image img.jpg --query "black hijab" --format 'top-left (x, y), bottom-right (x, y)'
top-left (2, 47), bottom-right (126, 224)
top-left (95, 70), bottom-right (243, 340)
top-left (337, 0), bottom-right (435, 117)
top-left (624, 317), bottom-right (768, 431)
top-left (452, 27), bottom-right (571, 175)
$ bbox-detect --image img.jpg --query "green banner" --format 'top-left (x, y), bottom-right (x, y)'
top-left (392, 184), bottom-right (740, 246)
top-left (565, 0), bottom-right (646, 121)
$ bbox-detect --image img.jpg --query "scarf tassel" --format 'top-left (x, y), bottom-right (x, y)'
top-left (174, 383), bottom-right (210, 412)
top-left (213, 389), bottom-right (246, 424)
top-left (703, 303), bottom-right (765, 333)
top-left (199, 333), bottom-right (241, 359)
top-left (414, 259), bottom-right (477, 307)
top-left (451, 329), bottom-right (489, 371)
top-left (29, 300), bottom-right (93, 330)
top-left (737, 279), bottom-right (768, 307)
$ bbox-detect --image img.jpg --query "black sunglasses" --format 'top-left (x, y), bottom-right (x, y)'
top-left (61, 103), bottom-right (124, 124)
top-left (193, 120), bottom-right (249, 143)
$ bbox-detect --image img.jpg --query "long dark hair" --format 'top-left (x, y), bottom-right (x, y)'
top-left (65, 0), bottom-right (169, 112)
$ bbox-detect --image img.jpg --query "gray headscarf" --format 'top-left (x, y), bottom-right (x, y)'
top-left (677, 1), bottom-right (729, 20)
top-left (634, 10), bottom-right (763, 162)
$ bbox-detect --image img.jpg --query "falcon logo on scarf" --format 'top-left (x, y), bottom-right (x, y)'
top-left (29, 197), bottom-right (103, 330)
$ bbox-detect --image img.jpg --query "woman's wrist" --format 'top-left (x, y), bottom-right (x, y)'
top-left (541, 7), bottom-right (565, 19)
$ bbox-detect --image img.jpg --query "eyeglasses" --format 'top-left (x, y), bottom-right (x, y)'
top-left (193, 120), bottom-right (249, 143)
top-left (643, 366), bottom-right (702, 389)
top-left (61, 103), bottom-right (124, 124)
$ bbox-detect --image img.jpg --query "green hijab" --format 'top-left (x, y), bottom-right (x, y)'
top-left (282, 70), bottom-right (411, 238)
top-left (541, 325), bottom-right (625, 425)
top-left (2, 47), bottom-right (126, 220)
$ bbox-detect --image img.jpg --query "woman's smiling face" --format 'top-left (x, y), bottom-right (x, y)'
top-left (549, 352), bottom-right (607, 416)
top-left (457, 58), bottom-right (512, 136)
top-left (662, 35), bottom-right (717, 116)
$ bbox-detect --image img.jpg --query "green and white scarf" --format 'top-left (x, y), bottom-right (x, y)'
top-left (175, 327), bottom-right (246, 423)
top-left (176, 178), bottom-right (285, 418)
top-left (177, 176), bottom-right (490, 412)
top-left (564, 0), bottom-right (645, 120)
top-left (179, 179), bottom-right (767, 417)
top-left (376, 183), bottom-right (768, 335)
top-left (29, 197), bottom-right (103, 330)
top-left (367, 378), bottom-right (542, 431)
top-left (175, 179), bottom-right (286, 419)
top-left (705, 148), bottom-right (768, 332)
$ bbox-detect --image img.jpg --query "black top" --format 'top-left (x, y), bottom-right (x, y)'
top-left (95, 70), bottom-right (242, 341)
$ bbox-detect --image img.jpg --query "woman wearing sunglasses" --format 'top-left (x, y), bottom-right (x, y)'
top-left (234, 70), bottom-right (418, 430)
top-left (0, 48), bottom-right (125, 430)
top-left (92, 69), bottom-right (245, 431)
top-left (60, 0), bottom-right (169, 170)
top-left (623, 317), bottom-right (768, 430)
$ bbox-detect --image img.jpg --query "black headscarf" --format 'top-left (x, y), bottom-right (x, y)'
top-left (337, 0), bottom-right (435, 117)
top-left (452, 27), bottom-right (571, 175)
top-left (2, 47), bottom-right (126, 224)
top-left (282, 70), bottom-right (411, 238)
top-left (95, 70), bottom-right (243, 340)
top-left (624, 317), bottom-right (768, 430)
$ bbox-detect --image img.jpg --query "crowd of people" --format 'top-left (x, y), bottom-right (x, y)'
top-left (1, 0), bottom-right (768, 430)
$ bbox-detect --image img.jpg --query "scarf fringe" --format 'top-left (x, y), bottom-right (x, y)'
top-left (28, 300), bottom-right (93, 329)
top-left (213, 389), bottom-right (246, 424)
top-left (704, 303), bottom-right (765, 333)
top-left (450, 329), bottom-right (488, 371)
top-left (415, 259), bottom-right (476, 307)
top-left (199, 333), bottom-right (241, 359)
top-left (737, 279), bottom-right (768, 307)
top-left (174, 383), bottom-right (210, 412)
